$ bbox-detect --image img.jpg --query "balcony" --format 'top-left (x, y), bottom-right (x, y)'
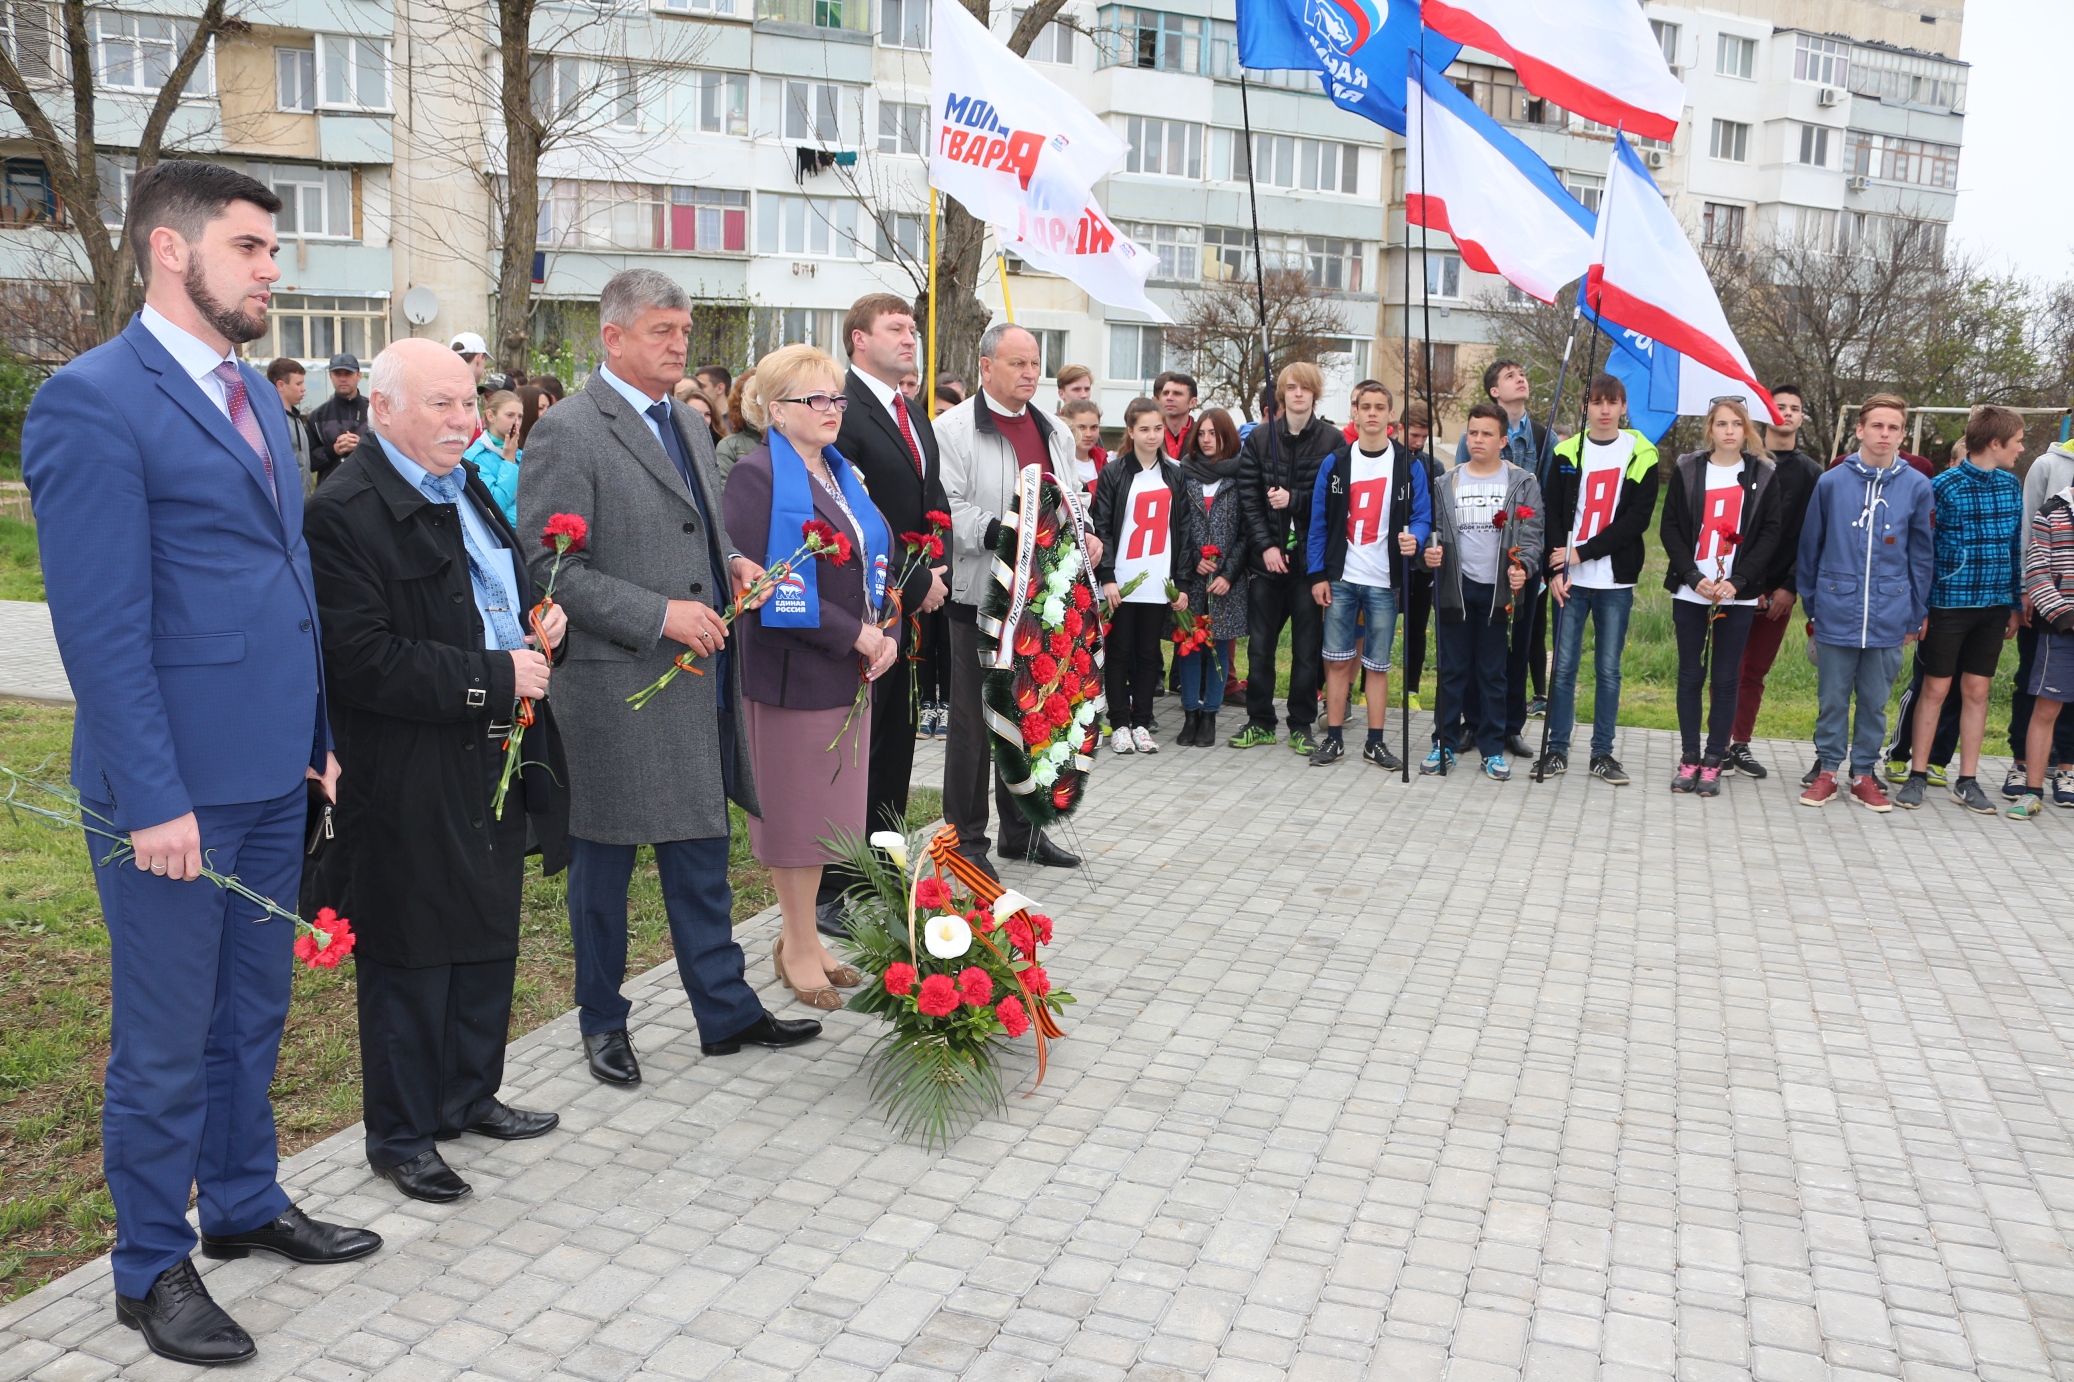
top-left (755, 0), bottom-right (872, 36)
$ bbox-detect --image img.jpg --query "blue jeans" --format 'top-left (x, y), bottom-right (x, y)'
top-left (1322, 581), bottom-right (1399, 671)
top-left (567, 834), bottom-right (765, 1043)
top-left (1546, 585), bottom-right (1633, 759)
top-left (1813, 642), bottom-right (1905, 777)
top-left (1434, 579), bottom-right (1510, 759)
top-left (1178, 641), bottom-right (1228, 712)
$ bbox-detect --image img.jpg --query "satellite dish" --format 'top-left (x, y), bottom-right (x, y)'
top-left (402, 286), bottom-right (440, 326)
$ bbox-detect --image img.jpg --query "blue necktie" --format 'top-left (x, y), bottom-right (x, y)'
top-left (419, 470), bottom-right (528, 651)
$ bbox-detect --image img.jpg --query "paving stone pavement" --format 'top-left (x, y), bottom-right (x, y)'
top-left (4, 701), bottom-right (2073, 1382)
top-left (0, 600), bottom-right (71, 703)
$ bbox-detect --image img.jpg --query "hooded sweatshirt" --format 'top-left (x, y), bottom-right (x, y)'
top-left (1796, 451), bottom-right (1935, 649)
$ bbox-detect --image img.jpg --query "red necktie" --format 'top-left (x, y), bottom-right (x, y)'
top-left (892, 392), bottom-right (925, 480)
top-left (214, 360), bottom-right (278, 504)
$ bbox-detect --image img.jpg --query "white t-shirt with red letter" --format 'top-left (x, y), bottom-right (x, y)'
top-left (1114, 464), bottom-right (1173, 604)
top-left (1567, 433), bottom-right (1635, 591)
top-left (1340, 444), bottom-right (1396, 589)
top-left (1672, 460), bottom-right (1757, 606)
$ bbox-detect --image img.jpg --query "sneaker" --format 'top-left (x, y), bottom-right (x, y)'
top-left (1800, 770), bottom-right (1840, 806)
top-left (1483, 755), bottom-right (1510, 781)
top-left (1950, 778), bottom-right (1996, 815)
top-left (931, 703), bottom-right (948, 738)
top-left (1419, 745), bottom-right (1456, 775)
top-left (2009, 792), bottom-right (2045, 820)
top-left (1227, 723), bottom-right (1277, 749)
top-left (1671, 760), bottom-right (1700, 793)
top-left (1110, 727), bottom-right (1134, 755)
top-left (2004, 763), bottom-right (2029, 800)
top-left (1894, 774), bottom-right (1926, 810)
top-left (1850, 774), bottom-right (1893, 813)
top-left (1723, 743), bottom-right (1768, 779)
top-left (1363, 740), bottom-right (1403, 771)
top-left (1925, 763), bottom-right (1947, 787)
top-left (1406, 693), bottom-right (1423, 713)
top-left (2055, 769), bottom-right (2074, 808)
top-left (1311, 735), bottom-right (1345, 766)
top-left (1133, 726), bottom-right (1159, 754)
top-left (916, 706), bottom-right (932, 740)
top-left (1696, 760), bottom-right (1723, 797)
top-left (1535, 751), bottom-right (1569, 777)
top-left (1525, 696), bottom-right (1547, 719)
top-left (1588, 754), bottom-right (1630, 786)
top-left (1884, 759), bottom-right (1911, 786)
top-left (1288, 729), bottom-right (1315, 756)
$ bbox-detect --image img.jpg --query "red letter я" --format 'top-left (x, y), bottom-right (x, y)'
top-left (1577, 469), bottom-right (1618, 541)
top-left (1347, 477), bottom-right (1389, 546)
top-left (1002, 130), bottom-right (1045, 189)
top-left (1698, 488), bottom-right (1744, 562)
top-left (1126, 487), bottom-right (1169, 561)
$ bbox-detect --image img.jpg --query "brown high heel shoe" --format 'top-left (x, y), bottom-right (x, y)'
top-left (824, 962), bottom-right (863, 989)
top-left (773, 934), bottom-right (844, 1011)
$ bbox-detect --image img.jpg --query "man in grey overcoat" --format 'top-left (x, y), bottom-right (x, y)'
top-left (520, 269), bottom-right (821, 1083)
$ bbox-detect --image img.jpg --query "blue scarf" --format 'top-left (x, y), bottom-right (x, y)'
top-left (762, 428), bottom-right (889, 628)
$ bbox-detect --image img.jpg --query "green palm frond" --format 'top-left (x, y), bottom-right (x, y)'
top-left (868, 1028), bottom-right (1006, 1151)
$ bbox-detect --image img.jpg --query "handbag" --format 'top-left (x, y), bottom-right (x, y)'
top-left (304, 779), bottom-right (334, 860)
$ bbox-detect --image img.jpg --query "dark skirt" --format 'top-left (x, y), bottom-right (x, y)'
top-left (743, 697), bottom-right (871, 867)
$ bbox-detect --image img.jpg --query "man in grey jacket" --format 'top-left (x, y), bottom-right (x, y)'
top-left (520, 270), bottom-right (819, 1084)
top-left (938, 323), bottom-right (1097, 876)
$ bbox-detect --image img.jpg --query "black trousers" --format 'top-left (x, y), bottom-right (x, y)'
top-left (820, 647), bottom-right (916, 906)
top-left (1884, 649), bottom-right (1962, 767)
top-left (1504, 581), bottom-right (1545, 737)
top-left (913, 610), bottom-right (951, 703)
top-left (945, 616), bottom-right (1042, 857)
top-left (1401, 568), bottom-right (1433, 692)
top-left (357, 955), bottom-right (517, 1167)
top-left (1673, 600), bottom-right (1754, 761)
top-left (1244, 570), bottom-right (1323, 731)
top-left (1105, 603), bottom-right (1167, 730)
top-left (1434, 581), bottom-right (1510, 759)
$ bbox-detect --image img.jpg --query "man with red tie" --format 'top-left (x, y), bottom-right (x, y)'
top-left (816, 294), bottom-right (950, 933)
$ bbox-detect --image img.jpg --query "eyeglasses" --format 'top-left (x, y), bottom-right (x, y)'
top-left (778, 393), bottom-right (848, 414)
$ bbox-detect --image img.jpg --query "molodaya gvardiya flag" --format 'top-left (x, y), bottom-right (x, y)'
top-left (1422, 0), bottom-right (1684, 141)
top-left (1235, 0), bottom-right (1457, 135)
top-left (1590, 134), bottom-right (1779, 425)
top-left (1405, 51), bottom-right (1593, 304)
top-left (928, 0), bottom-right (1169, 322)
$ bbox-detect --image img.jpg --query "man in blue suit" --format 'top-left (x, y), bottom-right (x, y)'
top-left (23, 161), bottom-right (381, 1366)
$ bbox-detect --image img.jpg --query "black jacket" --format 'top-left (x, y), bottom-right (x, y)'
top-left (1762, 448), bottom-right (1825, 596)
top-left (1542, 430), bottom-right (1664, 586)
top-left (307, 391), bottom-right (372, 481)
top-left (1237, 414), bottom-right (1341, 575)
top-left (1659, 451), bottom-right (1784, 600)
top-left (1089, 453), bottom-right (1200, 590)
top-left (835, 368), bottom-right (946, 634)
top-left (303, 437), bottom-right (570, 968)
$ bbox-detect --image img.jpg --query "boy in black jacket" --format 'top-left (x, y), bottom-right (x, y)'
top-left (1539, 375), bottom-right (1661, 784)
top-left (1092, 398), bottom-right (1198, 753)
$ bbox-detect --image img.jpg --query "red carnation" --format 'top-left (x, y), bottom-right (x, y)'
top-left (968, 906), bottom-right (995, 933)
top-left (1072, 585), bottom-right (1092, 611)
top-left (1020, 713), bottom-right (1050, 746)
top-left (541, 513), bottom-right (588, 551)
top-left (1031, 653), bottom-right (1059, 684)
top-left (925, 509), bottom-right (951, 531)
top-left (915, 876), bottom-right (953, 911)
top-left (1029, 913), bottom-right (1053, 945)
top-left (1048, 631), bottom-right (1071, 659)
top-left (1514, 505), bottom-right (1535, 520)
top-left (925, 534), bottom-right (945, 559)
top-left (1021, 964), bottom-right (1051, 997)
top-left (958, 966), bottom-right (994, 1007)
top-left (802, 519), bottom-right (852, 566)
top-left (294, 908), bottom-right (356, 969)
top-left (1006, 912), bottom-right (1035, 955)
top-left (1071, 648), bottom-right (1092, 675)
top-left (1062, 608), bottom-right (1085, 638)
top-left (1043, 691), bottom-right (1069, 723)
top-left (899, 529), bottom-right (931, 551)
top-left (915, 973), bottom-right (959, 1017)
top-left (996, 996), bottom-right (1030, 1038)
top-left (1202, 544), bottom-right (1221, 559)
top-left (882, 962), bottom-right (917, 996)
top-left (1491, 508), bottom-right (1510, 530)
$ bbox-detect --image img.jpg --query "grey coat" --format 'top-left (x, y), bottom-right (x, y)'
top-left (518, 372), bottom-right (758, 844)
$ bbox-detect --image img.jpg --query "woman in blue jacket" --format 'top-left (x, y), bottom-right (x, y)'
top-left (464, 390), bottom-right (525, 525)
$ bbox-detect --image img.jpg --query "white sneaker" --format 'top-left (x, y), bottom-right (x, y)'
top-left (1133, 726), bottom-right (1159, 754)
top-left (1110, 727), bottom-right (1135, 754)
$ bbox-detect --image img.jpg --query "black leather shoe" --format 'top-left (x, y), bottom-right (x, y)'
top-left (371, 1149), bottom-right (471, 1203)
top-left (1507, 734), bottom-right (1536, 759)
top-left (814, 898), bottom-right (849, 938)
top-left (956, 847), bottom-right (1001, 883)
top-left (701, 1009), bottom-right (822, 1056)
top-left (450, 1101), bottom-right (559, 1142)
top-left (115, 1259), bottom-right (255, 1367)
top-left (584, 1029), bottom-right (641, 1085)
top-left (201, 1205), bottom-right (382, 1265)
top-left (1021, 837), bottom-right (1080, 868)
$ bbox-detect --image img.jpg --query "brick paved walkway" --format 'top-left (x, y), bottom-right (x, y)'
top-left (0, 601), bottom-right (71, 704)
top-left (3, 709), bottom-right (2070, 1382)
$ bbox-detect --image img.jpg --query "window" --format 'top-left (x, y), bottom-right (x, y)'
top-left (531, 55), bottom-right (581, 119)
top-left (1794, 33), bottom-right (1849, 87)
top-left (1449, 63), bottom-right (1567, 128)
top-left (1298, 139), bottom-right (1357, 193)
top-left (1563, 171), bottom-right (1603, 214)
top-left (244, 294), bottom-right (388, 365)
top-left (1842, 130), bottom-right (1959, 188)
top-left (276, 47), bottom-right (315, 112)
top-left (1097, 7), bottom-right (1205, 74)
top-left (1198, 229), bottom-right (1362, 291)
top-left (1202, 226), bottom-right (1246, 282)
top-left (95, 13), bottom-right (210, 94)
top-left (539, 180), bottom-right (749, 253)
top-left (1109, 323), bottom-right (1166, 382)
top-left (663, 0), bottom-right (740, 15)
top-left (1716, 33), bottom-right (1755, 79)
top-left (1319, 337), bottom-right (1370, 379)
top-left (878, 100), bottom-right (925, 155)
top-left (882, 0), bottom-right (927, 49)
top-left (1798, 124), bottom-right (1830, 167)
top-left (1701, 202), bottom-right (1745, 248)
top-left (876, 211), bottom-right (927, 261)
top-left (609, 64), bottom-right (640, 129)
top-left (318, 35), bottom-right (388, 111)
top-left (0, 158), bottom-right (57, 225)
top-left (1122, 117), bottom-right (1201, 179)
top-left (1650, 19), bottom-right (1679, 67)
top-left (754, 308), bottom-right (841, 356)
top-left (96, 155), bottom-right (135, 227)
top-left (1779, 205), bottom-right (1836, 248)
top-left (1, 2), bottom-right (56, 81)
top-left (1847, 44), bottom-right (1966, 112)
top-left (698, 70), bottom-right (748, 134)
top-left (1030, 329), bottom-right (1070, 377)
top-left (755, 0), bottom-right (871, 34)
top-left (1243, 132), bottom-right (1293, 186)
top-left (1120, 221), bottom-right (1198, 280)
top-left (1409, 342), bottom-right (1457, 396)
top-left (1709, 119), bottom-right (1749, 162)
top-left (252, 163), bottom-right (353, 239)
top-left (755, 193), bottom-right (863, 257)
top-left (663, 187), bottom-right (748, 251)
top-left (1230, 132), bottom-right (1353, 191)
top-left (1424, 251), bottom-right (1461, 299)
top-left (778, 80), bottom-right (862, 144)
top-left (1017, 9), bottom-right (1074, 64)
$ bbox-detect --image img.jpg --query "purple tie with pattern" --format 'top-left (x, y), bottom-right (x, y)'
top-left (213, 359), bottom-right (278, 504)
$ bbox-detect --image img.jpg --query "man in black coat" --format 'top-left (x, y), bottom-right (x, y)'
top-left (816, 293), bottom-right (948, 934)
top-left (303, 340), bottom-right (568, 1205)
top-left (307, 351), bottom-right (372, 486)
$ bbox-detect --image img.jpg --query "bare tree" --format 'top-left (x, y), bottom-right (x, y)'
top-left (0, 0), bottom-right (230, 344)
top-left (1168, 268), bottom-right (1351, 420)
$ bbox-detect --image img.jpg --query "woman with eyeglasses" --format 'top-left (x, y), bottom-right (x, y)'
top-left (721, 346), bottom-right (896, 1010)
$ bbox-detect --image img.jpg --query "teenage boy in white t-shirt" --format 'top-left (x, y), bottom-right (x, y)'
top-left (1092, 397), bottom-right (1197, 753)
top-left (1539, 374), bottom-right (1661, 784)
top-left (1305, 381), bottom-right (1432, 768)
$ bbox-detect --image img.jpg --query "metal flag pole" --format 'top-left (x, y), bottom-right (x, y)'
top-left (1399, 59), bottom-right (1421, 785)
top-left (1239, 72), bottom-right (1285, 499)
top-left (996, 248), bottom-right (1016, 323)
top-left (926, 188), bottom-right (940, 420)
top-left (1530, 274), bottom-right (1590, 784)
top-left (1413, 30), bottom-right (1446, 776)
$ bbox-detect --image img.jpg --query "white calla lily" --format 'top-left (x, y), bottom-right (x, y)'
top-left (869, 830), bottom-right (908, 871)
top-left (923, 912), bottom-right (973, 959)
top-left (990, 888), bottom-right (1036, 921)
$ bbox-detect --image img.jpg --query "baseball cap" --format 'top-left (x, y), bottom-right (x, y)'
top-left (449, 331), bottom-right (490, 355)
top-left (328, 353), bottom-right (360, 373)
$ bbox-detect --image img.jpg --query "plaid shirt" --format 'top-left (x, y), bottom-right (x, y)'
top-left (1930, 461), bottom-right (2023, 608)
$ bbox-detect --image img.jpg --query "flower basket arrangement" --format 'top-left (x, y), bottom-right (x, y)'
top-left (974, 468), bottom-right (1108, 828)
top-left (834, 824), bottom-right (1071, 1148)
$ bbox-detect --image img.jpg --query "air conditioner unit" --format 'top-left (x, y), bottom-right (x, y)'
top-left (1644, 148), bottom-right (1668, 169)
top-left (1817, 87), bottom-right (1842, 107)
top-left (1846, 175), bottom-right (1870, 191)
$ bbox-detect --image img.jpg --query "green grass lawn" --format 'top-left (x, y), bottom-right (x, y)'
top-left (0, 699), bottom-right (941, 1300)
top-left (0, 519), bottom-right (39, 601)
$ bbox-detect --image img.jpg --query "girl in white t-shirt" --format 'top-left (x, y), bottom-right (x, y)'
top-left (1090, 399), bottom-right (1196, 753)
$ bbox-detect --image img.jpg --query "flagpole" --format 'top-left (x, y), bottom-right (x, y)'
top-left (1530, 274), bottom-right (1588, 784)
top-left (1414, 28), bottom-right (1445, 776)
top-left (1237, 72), bottom-right (1282, 483)
top-left (1399, 66), bottom-right (1418, 786)
top-left (926, 188), bottom-right (940, 420)
top-left (996, 248), bottom-right (1016, 323)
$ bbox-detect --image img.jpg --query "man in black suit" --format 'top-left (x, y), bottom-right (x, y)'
top-left (816, 293), bottom-right (948, 935)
